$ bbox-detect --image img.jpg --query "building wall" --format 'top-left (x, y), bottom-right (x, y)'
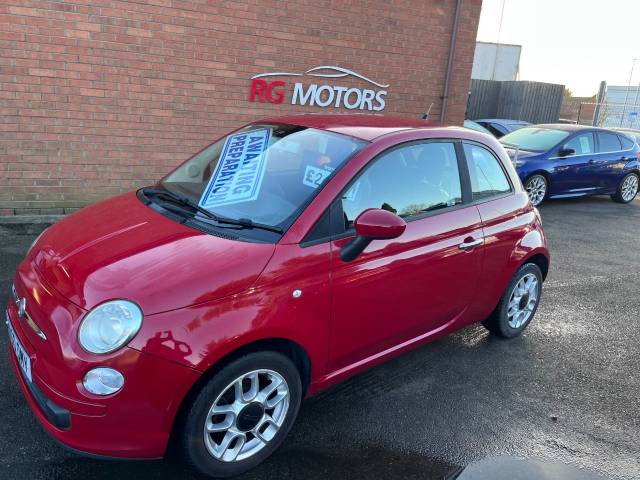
top-left (0, 0), bottom-right (482, 215)
top-left (471, 41), bottom-right (521, 81)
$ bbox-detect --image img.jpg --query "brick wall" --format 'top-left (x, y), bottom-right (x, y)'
top-left (0, 0), bottom-right (482, 215)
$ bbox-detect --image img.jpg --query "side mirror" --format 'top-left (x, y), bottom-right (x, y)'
top-left (340, 208), bottom-right (406, 262)
top-left (558, 147), bottom-right (576, 157)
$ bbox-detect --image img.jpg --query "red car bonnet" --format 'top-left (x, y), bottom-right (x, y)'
top-left (30, 191), bottom-right (276, 315)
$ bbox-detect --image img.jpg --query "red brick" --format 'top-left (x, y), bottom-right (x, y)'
top-left (78, 88), bottom-right (105, 97)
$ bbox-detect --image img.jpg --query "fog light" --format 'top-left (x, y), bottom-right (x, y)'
top-left (83, 367), bottom-right (124, 395)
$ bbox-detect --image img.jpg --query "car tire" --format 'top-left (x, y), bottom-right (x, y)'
top-left (524, 174), bottom-right (547, 206)
top-left (180, 351), bottom-right (302, 478)
top-left (611, 172), bottom-right (639, 204)
top-left (482, 263), bottom-right (543, 338)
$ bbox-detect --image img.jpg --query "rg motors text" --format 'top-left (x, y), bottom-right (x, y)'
top-left (249, 79), bottom-right (387, 111)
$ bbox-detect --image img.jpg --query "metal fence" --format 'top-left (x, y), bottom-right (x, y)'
top-left (578, 102), bottom-right (640, 128)
top-left (467, 79), bottom-right (564, 123)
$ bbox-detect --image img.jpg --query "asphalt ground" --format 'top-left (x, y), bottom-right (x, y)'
top-left (1, 195), bottom-right (638, 479)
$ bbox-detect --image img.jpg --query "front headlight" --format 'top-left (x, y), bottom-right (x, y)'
top-left (78, 300), bottom-right (143, 354)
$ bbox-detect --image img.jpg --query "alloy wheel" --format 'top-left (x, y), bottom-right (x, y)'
top-left (526, 175), bottom-right (547, 206)
top-left (203, 369), bottom-right (290, 463)
top-left (621, 174), bottom-right (639, 202)
top-left (507, 273), bottom-right (539, 329)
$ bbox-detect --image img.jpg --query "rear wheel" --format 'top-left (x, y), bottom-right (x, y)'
top-left (611, 172), bottom-right (639, 204)
top-left (483, 263), bottom-right (543, 338)
top-left (181, 352), bottom-right (302, 478)
top-left (524, 174), bottom-right (547, 206)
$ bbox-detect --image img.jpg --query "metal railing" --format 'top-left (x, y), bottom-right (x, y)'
top-left (577, 102), bottom-right (640, 128)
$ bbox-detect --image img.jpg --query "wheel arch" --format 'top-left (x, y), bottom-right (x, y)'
top-left (524, 169), bottom-right (552, 189)
top-left (523, 252), bottom-right (549, 280)
top-left (166, 337), bottom-right (311, 455)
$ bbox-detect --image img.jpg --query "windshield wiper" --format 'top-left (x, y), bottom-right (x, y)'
top-left (143, 188), bottom-right (219, 220)
top-left (143, 188), bottom-right (284, 234)
top-left (219, 217), bottom-right (284, 234)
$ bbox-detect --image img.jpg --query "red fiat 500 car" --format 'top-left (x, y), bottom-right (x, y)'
top-left (6, 115), bottom-right (549, 477)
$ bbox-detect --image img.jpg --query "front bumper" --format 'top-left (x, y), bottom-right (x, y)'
top-left (6, 291), bottom-right (201, 459)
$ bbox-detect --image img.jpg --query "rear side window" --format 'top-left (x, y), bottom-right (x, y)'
top-left (463, 143), bottom-right (512, 201)
top-left (341, 142), bottom-right (462, 226)
top-left (619, 134), bottom-right (635, 150)
top-left (597, 132), bottom-right (622, 152)
top-left (487, 123), bottom-right (507, 137)
top-left (564, 133), bottom-right (594, 155)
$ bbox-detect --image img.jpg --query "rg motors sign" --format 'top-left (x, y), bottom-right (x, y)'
top-left (248, 65), bottom-right (389, 112)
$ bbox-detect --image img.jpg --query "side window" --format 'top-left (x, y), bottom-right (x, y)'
top-left (564, 133), bottom-right (594, 155)
top-left (619, 134), bottom-right (635, 150)
top-left (487, 123), bottom-right (506, 138)
top-left (341, 142), bottom-right (462, 227)
top-left (597, 132), bottom-right (622, 152)
top-left (463, 143), bottom-right (512, 201)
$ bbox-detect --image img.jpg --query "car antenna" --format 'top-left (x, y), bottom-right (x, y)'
top-left (421, 103), bottom-right (434, 120)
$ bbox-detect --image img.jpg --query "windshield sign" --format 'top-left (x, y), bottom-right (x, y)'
top-left (199, 128), bottom-right (271, 209)
top-left (161, 124), bottom-right (366, 233)
top-left (500, 127), bottom-right (570, 152)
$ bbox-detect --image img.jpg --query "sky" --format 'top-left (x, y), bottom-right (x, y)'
top-left (476, 0), bottom-right (640, 97)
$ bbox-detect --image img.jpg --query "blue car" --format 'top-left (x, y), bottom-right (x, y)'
top-left (474, 118), bottom-right (531, 138)
top-left (463, 119), bottom-right (493, 135)
top-left (499, 125), bottom-right (640, 206)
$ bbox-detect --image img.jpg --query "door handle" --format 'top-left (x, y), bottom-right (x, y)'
top-left (459, 238), bottom-right (483, 250)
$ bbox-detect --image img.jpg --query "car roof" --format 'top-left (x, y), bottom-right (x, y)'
top-left (613, 127), bottom-right (640, 134)
top-left (475, 118), bottom-right (531, 125)
top-left (256, 114), bottom-right (434, 141)
top-left (533, 124), bottom-right (633, 133)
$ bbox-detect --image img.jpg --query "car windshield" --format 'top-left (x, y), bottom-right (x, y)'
top-left (500, 127), bottom-right (570, 152)
top-left (160, 123), bottom-right (366, 231)
top-left (508, 124), bottom-right (528, 131)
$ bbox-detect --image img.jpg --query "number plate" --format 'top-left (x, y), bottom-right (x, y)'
top-left (7, 318), bottom-right (32, 383)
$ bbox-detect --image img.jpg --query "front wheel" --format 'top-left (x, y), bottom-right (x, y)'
top-left (181, 351), bottom-right (302, 478)
top-left (524, 174), bottom-right (547, 206)
top-left (483, 263), bottom-right (543, 338)
top-left (611, 172), bottom-right (639, 204)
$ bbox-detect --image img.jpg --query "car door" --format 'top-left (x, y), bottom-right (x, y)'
top-left (461, 142), bottom-right (527, 321)
top-left (328, 141), bottom-right (484, 371)
top-left (548, 132), bottom-right (598, 195)
top-left (594, 131), bottom-right (630, 191)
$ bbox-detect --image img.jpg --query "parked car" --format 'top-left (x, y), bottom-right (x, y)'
top-left (7, 115), bottom-right (549, 478)
top-left (500, 124), bottom-right (640, 206)
top-left (474, 118), bottom-right (531, 138)
top-left (613, 127), bottom-right (640, 145)
top-left (464, 119), bottom-right (493, 135)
